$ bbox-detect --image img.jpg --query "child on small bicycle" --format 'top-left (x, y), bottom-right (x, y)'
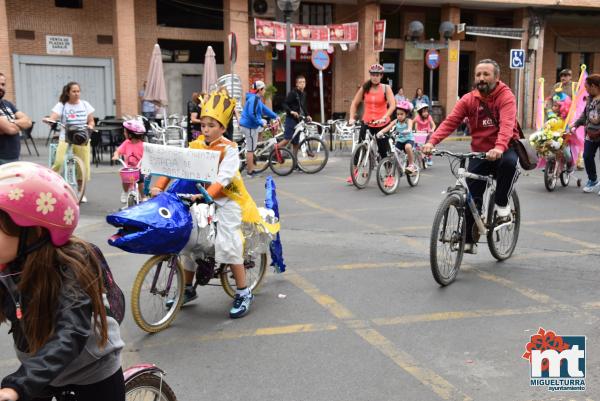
top-left (151, 91), bottom-right (257, 319)
top-left (112, 120), bottom-right (146, 203)
top-left (0, 162), bottom-right (125, 401)
top-left (377, 100), bottom-right (417, 173)
top-left (414, 103), bottom-right (437, 166)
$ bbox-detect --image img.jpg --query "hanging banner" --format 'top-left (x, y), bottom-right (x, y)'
top-left (253, 19), bottom-right (358, 45)
top-left (255, 19), bottom-right (287, 42)
top-left (373, 20), bottom-right (386, 52)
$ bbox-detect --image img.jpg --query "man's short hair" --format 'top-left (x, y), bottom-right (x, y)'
top-left (477, 59), bottom-right (500, 77)
top-left (559, 68), bottom-right (572, 77)
top-left (295, 75), bottom-right (306, 82)
top-left (0, 72), bottom-right (5, 78)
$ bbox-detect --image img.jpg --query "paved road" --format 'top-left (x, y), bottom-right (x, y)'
top-left (2, 142), bottom-right (600, 401)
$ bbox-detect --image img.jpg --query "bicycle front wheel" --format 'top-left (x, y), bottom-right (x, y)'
top-left (430, 195), bottom-right (466, 286)
top-left (544, 158), bottom-right (557, 192)
top-left (406, 163), bottom-right (420, 187)
top-left (297, 137), bottom-right (329, 174)
top-left (126, 373), bottom-right (178, 401)
top-left (66, 156), bottom-right (87, 203)
top-left (131, 255), bottom-right (184, 333)
top-left (376, 157), bottom-right (399, 195)
top-left (350, 143), bottom-right (372, 189)
top-left (269, 147), bottom-right (295, 176)
top-left (486, 190), bottom-right (520, 261)
top-left (220, 253), bottom-right (267, 298)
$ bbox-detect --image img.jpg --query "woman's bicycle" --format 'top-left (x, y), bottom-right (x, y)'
top-left (349, 124), bottom-right (382, 189)
top-left (375, 131), bottom-right (420, 194)
top-left (44, 119), bottom-right (90, 203)
top-left (429, 150), bottom-right (521, 286)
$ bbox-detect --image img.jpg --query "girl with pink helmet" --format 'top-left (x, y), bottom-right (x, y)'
top-left (0, 162), bottom-right (125, 400)
top-left (113, 120), bottom-right (146, 203)
top-left (376, 100), bottom-right (419, 174)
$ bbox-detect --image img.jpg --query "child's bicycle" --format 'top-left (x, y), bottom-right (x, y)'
top-left (413, 131), bottom-right (432, 169)
top-left (57, 363), bottom-right (177, 400)
top-left (429, 150), bottom-right (521, 286)
top-left (542, 145), bottom-right (581, 191)
top-left (375, 130), bottom-right (420, 195)
top-left (239, 121), bottom-right (296, 176)
top-left (116, 158), bottom-right (143, 208)
top-left (44, 119), bottom-right (92, 203)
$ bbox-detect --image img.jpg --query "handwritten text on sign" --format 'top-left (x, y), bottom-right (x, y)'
top-left (141, 143), bottom-right (220, 183)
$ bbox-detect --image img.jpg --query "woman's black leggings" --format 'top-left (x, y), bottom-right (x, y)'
top-left (359, 124), bottom-right (390, 159)
top-left (33, 367), bottom-right (125, 401)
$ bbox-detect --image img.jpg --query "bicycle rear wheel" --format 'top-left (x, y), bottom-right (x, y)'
top-left (65, 155), bottom-right (86, 203)
top-left (131, 255), bottom-right (184, 333)
top-left (486, 190), bottom-right (520, 261)
top-left (126, 373), bottom-right (177, 401)
top-left (430, 195), bottom-right (466, 286)
top-left (220, 253), bottom-right (268, 298)
top-left (544, 158), bottom-right (557, 192)
top-left (269, 147), bottom-right (295, 176)
top-left (376, 157), bottom-right (399, 195)
top-left (350, 143), bottom-right (372, 189)
top-left (297, 137), bottom-right (329, 174)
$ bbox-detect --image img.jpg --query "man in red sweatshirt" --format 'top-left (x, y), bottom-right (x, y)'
top-left (423, 59), bottom-right (520, 254)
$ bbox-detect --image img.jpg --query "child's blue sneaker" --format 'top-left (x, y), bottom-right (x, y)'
top-left (229, 292), bottom-right (253, 319)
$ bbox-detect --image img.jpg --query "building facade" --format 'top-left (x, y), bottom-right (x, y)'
top-left (0, 0), bottom-right (599, 137)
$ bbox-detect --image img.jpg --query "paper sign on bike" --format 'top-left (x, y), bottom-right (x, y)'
top-left (141, 143), bottom-right (220, 183)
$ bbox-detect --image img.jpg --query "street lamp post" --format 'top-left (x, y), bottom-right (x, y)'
top-left (277, 0), bottom-right (300, 94)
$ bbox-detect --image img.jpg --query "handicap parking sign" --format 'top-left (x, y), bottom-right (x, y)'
top-left (510, 49), bottom-right (525, 69)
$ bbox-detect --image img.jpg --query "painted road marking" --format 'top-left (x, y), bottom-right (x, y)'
top-left (542, 230), bottom-right (600, 249)
top-left (285, 273), bottom-right (355, 320)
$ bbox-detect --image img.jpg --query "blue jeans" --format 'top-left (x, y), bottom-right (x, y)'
top-left (583, 139), bottom-right (600, 182)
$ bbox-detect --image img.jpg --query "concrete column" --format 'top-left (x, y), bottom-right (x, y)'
top-left (0, 0), bottom-right (13, 101)
top-left (224, 0), bottom-right (249, 96)
top-left (358, 1), bottom-right (379, 82)
top-left (569, 52), bottom-right (580, 73)
top-left (113, 0), bottom-right (138, 116)
top-left (439, 6), bottom-right (460, 116)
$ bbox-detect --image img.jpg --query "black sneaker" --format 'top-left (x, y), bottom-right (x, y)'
top-left (464, 243), bottom-right (478, 254)
top-left (165, 286), bottom-right (197, 309)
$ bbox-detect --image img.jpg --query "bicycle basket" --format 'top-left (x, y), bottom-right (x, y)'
top-left (65, 126), bottom-right (90, 145)
top-left (414, 132), bottom-right (428, 144)
top-left (119, 167), bottom-right (140, 184)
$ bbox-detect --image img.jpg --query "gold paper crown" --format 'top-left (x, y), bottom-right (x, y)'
top-left (201, 91), bottom-right (236, 128)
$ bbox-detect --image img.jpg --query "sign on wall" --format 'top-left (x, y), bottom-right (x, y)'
top-left (141, 143), bottom-right (220, 183)
top-left (46, 35), bottom-right (73, 56)
top-left (373, 20), bottom-right (386, 52)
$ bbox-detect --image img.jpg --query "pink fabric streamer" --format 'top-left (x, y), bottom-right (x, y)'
top-left (566, 70), bottom-right (588, 158)
top-left (535, 81), bottom-right (545, 130)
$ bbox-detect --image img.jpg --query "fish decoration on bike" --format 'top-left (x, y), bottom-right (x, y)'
top-left (107, 190), bottom-right (194, 254)
top-left (106, 177), bottom-right (285, 271)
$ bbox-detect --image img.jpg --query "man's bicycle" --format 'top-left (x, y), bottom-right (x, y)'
top-left (239, 121), bottom-right (296, 176)
top-left (44, 119), bottom-right (91, 203)
top-left (375, 130), bottom-right (420, 194)
top-left (292, 117), bottom-right (329, 173)
top-left (429, 150), bottom-right (521, 286)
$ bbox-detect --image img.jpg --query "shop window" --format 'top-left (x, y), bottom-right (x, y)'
top-left (55, 0), bottom-right (82, 8)
top-left (580, 53), bottom-right (592, 69)
top-left (424, 9), bottom-right (441, 40)
top-left (300, 3), bottom-right (333, 25)
top-left (157, 0), bottom-right (223, 30)
top-left (158, 39), bottom-right (224, 64)
top-left (380, 4), bottom-right (402, 39)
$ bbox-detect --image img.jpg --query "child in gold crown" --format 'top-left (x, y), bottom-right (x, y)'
top-left (151, 90), bottom-right (256, 318)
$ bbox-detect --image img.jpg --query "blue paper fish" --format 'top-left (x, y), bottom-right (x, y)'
top-left (107, 191), bottom-right (193, 255)
top-left (265, 176), bottom-right (286, 273)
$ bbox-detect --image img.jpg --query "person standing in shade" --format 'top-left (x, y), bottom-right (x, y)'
top-left (412, 88), bottom-right (431, 109)
top-left (0, 73), bottom-right (32, 165)
top-left (139, 81), bottom-right (156, 120)
top-left (395, 87), bottom-right (407, 104)
top-left (280, 75), bottom-right (312, 165)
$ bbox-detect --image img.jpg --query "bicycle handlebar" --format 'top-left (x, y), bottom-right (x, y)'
top-left (43, 119), bottom-right (98, 133)
top-left (432, 149), bottom-right (487, 159)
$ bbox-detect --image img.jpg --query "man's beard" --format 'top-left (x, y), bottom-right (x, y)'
top-left (476, 80), bottom-right (496, 95)
top-left (0, 89), bottom-right (4, 99)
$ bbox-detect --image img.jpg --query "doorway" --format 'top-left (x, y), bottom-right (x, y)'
top-left (181, 74), bottom-right (202, 116)
top-left (380, 50), bottom-right (401, 93)
top-left (458, 52), bottom-right (473, 98)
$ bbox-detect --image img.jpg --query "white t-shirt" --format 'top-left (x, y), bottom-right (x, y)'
top-left (52, 100), bottom-right (95, 140)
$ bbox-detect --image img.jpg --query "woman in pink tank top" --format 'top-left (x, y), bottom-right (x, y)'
top-left (348, 64), bottom-right (396, 162)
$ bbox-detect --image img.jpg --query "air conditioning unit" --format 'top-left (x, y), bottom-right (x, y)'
top-left (250, 0), bottom-right (276, 19)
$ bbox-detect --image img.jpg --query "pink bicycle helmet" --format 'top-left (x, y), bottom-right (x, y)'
top-left (396, 100), bottom-right (414, 113)
top-left (123, 120), bottom-right (146, 135)
top-left (0, 162), bottom-right (79, 246)
top-left (368, 63), bottom-right (384, 73)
